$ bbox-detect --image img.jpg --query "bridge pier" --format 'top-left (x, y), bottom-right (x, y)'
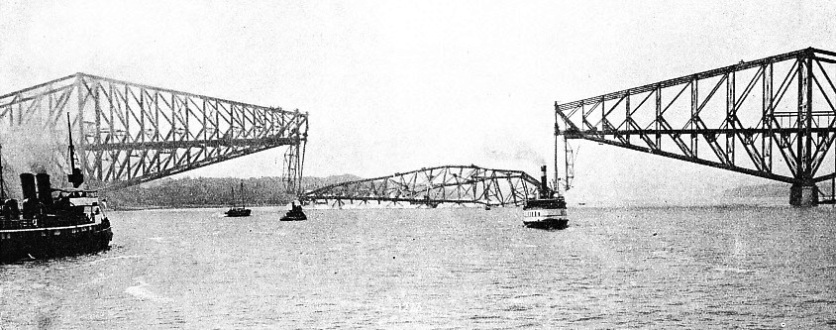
top-left (789, 183), bottom-right (818, 206)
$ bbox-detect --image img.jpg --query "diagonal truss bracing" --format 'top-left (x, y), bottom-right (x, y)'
top-left (556, 48), bottom-right (836, 203)
top-left (0, 73), bottom-right (308, 192)
top-left (301, 165), bottom-right (542, 207)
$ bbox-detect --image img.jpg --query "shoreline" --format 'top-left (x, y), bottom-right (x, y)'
top-left (111, 202), bottom-right (295, 211)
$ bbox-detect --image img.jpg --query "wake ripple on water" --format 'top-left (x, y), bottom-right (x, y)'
top-left (713, 266), bottom-right (756, 274)
top-left (468, 315), bottom-right (501, 320)
top-left (501, 304), bottom-right (531, 312)
top-left (86, 255), bottom-right (143, 266)
top-left (573, 315), bottom-right (606, 322)
top-left (802, 298), bottom-right (836, 305)
top-left (124, 277), bottom-right (172, 303)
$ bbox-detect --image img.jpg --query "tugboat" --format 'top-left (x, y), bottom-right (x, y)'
top-left (225, 181), bottom-right (251, 217)
top-left (280, 201), bottom-right (306, 221)
top-left (522, 165), bottom-right (568, 229)
top-left (0, 115), bottom-right (113, 262)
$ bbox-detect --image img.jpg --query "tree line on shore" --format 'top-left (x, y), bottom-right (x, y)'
top-left (102, 174), bottom-right (361, 210)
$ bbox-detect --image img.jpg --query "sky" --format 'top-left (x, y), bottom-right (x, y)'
top-left (2, 0), bottom-right (835, 204)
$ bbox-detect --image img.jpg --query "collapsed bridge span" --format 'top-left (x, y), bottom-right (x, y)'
top-left (301, 165), bottom-right (543, 208)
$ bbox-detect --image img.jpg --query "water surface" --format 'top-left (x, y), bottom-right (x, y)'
top-left (1, 205), bottom-right (835, 328)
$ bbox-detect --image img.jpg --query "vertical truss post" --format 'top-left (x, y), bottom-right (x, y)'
top-left (796, 56), bottom-right (806, 179)
top-left (284, 143), bottom-right (296, 195)
top-left (600, 99), bottom-right (605, 132)
top-left (726, 72), bottom-right (736, 165)
top-left (282, 110), bottom-right (308, 198)
top-left (299, 132), bottom-right (307, 195)
top-left (763, 63), bottom-right (773, 172)
top-left (690, 77), bottom-right (698, 156)
top-left (554, 106), bottom-right (560, 189)
top-left (790, 52), bottom-right (818, 205)
top-left (804, 52), bottom-right (814, 181)
top-left (625, 93), bottom-right (631, 143)
top-left (655, 85), bottom-right (661, 147)
top-left (580, 101), bottom-right (587, 132)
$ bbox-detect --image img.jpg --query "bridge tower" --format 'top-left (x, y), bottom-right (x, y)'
top-left (556, 48), bottom-right (836, 206)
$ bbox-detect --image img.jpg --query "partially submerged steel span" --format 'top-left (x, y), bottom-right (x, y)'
top-left (0, 73), bottom-right (308, 192)
top-left (556, 47), bottom-right (836, 205)
top-left (302, 165), bottom-right (542, 207)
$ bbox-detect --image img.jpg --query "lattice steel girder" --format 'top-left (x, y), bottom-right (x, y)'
top-left (0, 73), bottom-right (308, 191)
top-left (557, 47), bottom-right (836, 188)
top-left (301, 165), bottom-right (542, 207)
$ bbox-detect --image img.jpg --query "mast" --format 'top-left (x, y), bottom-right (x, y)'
top-left (0, 144), bottom-right (6, 200)
top-left (66, 113), bottom-right (84, 188)
top-left (564, 135), bottom-right (571, 191)
top-left (67, 113), bottom-right (75, 171)
top-left (554, 103), bottom-right (560, 194)
top-left (240, 181), bottom-right (245, 208)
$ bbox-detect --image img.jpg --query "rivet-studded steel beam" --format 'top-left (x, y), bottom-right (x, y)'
top-left (556, 47), bottom-right (836, 205)
top-left (301, 165), bottom-right (542, 208)
top-left (0, 73), bottom-right (308, 193)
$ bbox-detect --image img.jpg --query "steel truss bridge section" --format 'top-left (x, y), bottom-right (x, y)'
top-left (556, 47), bottom-right (836, 205)
top-left (301, 165), bottom-right (542, 208)
top-left (0, 73), bottom-right (308, 192)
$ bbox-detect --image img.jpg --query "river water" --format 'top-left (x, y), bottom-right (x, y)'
top-left (1, 205), bottom-right (835, 329)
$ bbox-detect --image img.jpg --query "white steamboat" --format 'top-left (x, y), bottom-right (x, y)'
top-left (522, 165), bottom-right (568, 229)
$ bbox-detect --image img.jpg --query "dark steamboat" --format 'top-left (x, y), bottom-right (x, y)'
top-left (0, 115), bottom-right (112, 262)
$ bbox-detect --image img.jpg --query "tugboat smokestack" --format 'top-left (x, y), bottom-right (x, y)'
top-left (20, 173), bottom-right (36, 201)
top-left (540, 165), bottom-right (549, 198)
top-left (36, 173), bottom-right (52, 206)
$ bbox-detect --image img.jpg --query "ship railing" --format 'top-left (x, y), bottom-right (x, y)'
top-left (54, 189), bottom-right (99, 199)
top-left (0, 219), bottom-right (38, 230)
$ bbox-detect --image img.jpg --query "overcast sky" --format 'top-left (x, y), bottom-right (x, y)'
top-left (2, 1), bottom-right (835, 203)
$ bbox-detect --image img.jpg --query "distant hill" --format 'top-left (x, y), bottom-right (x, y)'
top-left (103, 174), bottom-right (363, 210)
top-left (308, 174), bottom-right (363, 188)
top-left (723, 182), bottom-right (836, 199)
top-left (723, 183), bottom-right (788, 198)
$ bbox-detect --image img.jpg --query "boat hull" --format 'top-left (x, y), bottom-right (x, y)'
top-left (522, 197), bottom-right (569, 230)
top-left (0, 222), bottom-right (112, 263)
top-left (225, 208), bottom-right (251, 217)
top-left (280, 213), bottom-right (306, 221)
top-left (523, 218), bottom-right (569, 229)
